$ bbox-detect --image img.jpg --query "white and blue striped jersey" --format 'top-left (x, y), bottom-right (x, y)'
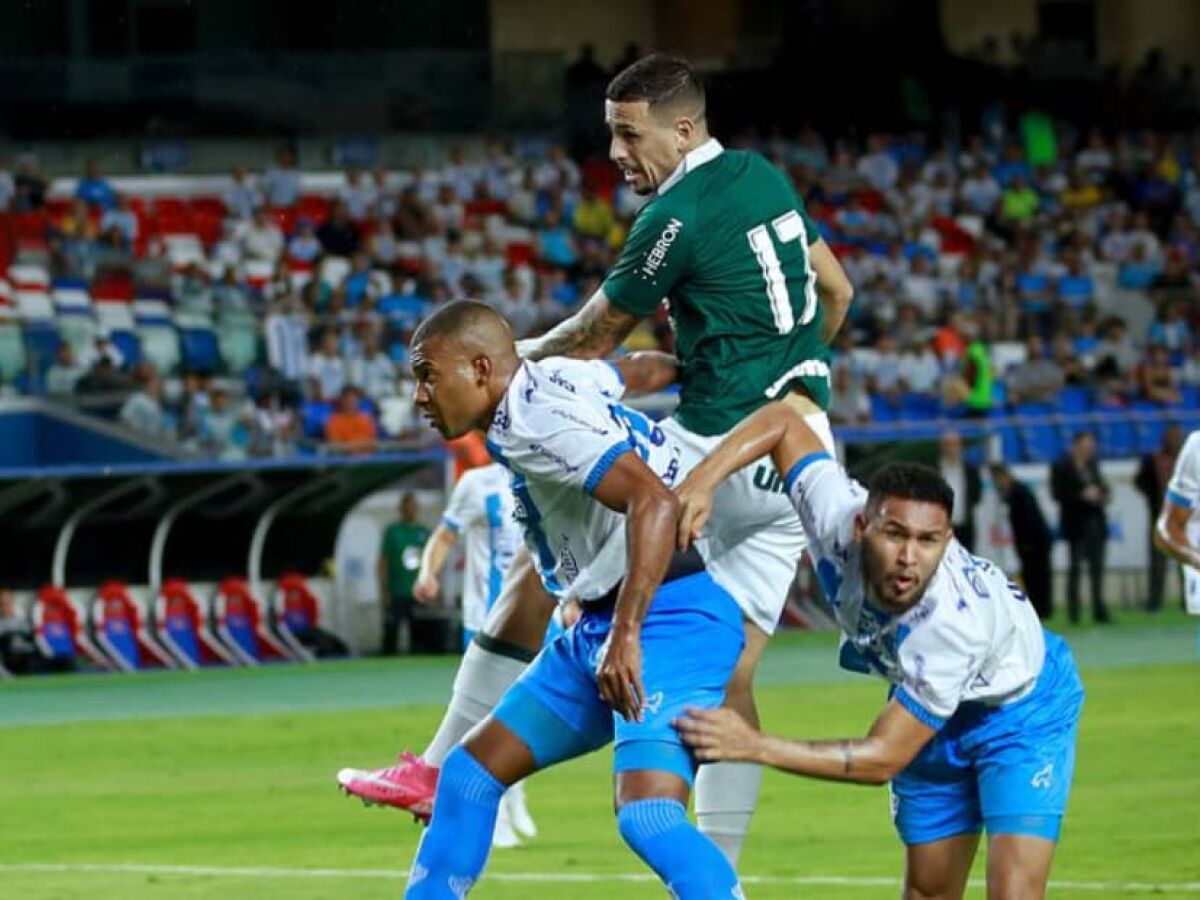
top-left (441, 463), bottom-right (521, 632)
top-left (485, 358), bottom-right (682, 602)
top-left (1166, 431), bottom-right (1200, 524)
top-left (786, 451), bottom-right (1046, 728)
top-left (1164, 430), bottom-right (1200, 613)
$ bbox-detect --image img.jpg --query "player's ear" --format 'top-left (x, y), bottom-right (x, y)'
top-left (675, 116), bottom-right (694, 150)
top-left (472, 354), bottom-right (492, 384)
top-left (853, 512), bottom-right (868, 541)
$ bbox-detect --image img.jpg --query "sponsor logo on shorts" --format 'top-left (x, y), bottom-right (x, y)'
top-left (752, 464), bottom-right (787, 494)
top-left (644, 691), bottom-right (664, 715)
top-left (1031, 763), bottom-right (1054, 789)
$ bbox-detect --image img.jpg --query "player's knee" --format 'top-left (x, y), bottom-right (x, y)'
top-left (987, 870), bottom-right (1045, 900)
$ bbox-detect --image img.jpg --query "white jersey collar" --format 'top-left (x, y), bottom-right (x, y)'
top-left (657, 138), bottom-right (724, 196)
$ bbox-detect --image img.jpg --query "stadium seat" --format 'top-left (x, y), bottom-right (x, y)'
top-left (1057, 386), bottom-right (1092, 414)
top-left (89, 581), bottom-right (175, 671)
top-left (138, 325), bottom-right (181, 374)
top-left (92, 275), bottom-right (136, 303)
top-left (24, 325), bottom-right (61, 375)
top-left (0, 323), bottom-right (28, 382)
top-left (1094, 405), bottom-right (1137, 458)
top-left (1132, 402), bottom-right (1167, 454)
top-left (33, 585), bottom-right (111, 670)
top-left (243, 258), bottom-right (274, 293)
top-left (211, 577), bottom-right (294, 665)
top-left (154, 579), bottom-right (235, 669)
top-left (0, 277), bottom-right (13, 313)
top-left (7, 263), bottom-right (50, 292)
top-left (179, 327), bottom-right (221, 372)
top-left (94, 300), bottom-right (137, 333)
top-left (287, 259), bottom-right (315, 291)
top-left (163, 234), bottom-right (206, 269)
top-left (109, 329), bottom-right (141, 367)
top-left (898, 392), bottom-right (940, 420)
top-left (269, 573), bottom-right (321, 663)
top-left (1015, 403), bottom-right (1063, 463)
top-left (868, 394), bottom-right (898, 423)
top-left (15, 290), bottom-right (55, 323)
top-left (301, 400), bottom-right (334, 438)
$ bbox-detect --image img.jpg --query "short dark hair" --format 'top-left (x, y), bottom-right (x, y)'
top-left (606, 53), bottom-right (705, 119)
top-left (411, 299), bottom-right (510, 348)
top-left (866, 463), bottom-right (954, 520)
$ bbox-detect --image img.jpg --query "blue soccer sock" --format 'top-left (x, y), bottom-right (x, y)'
top-left (617, 798), bottom-right (743, 900)
top-left (406, 746), bottom-right (505, 899)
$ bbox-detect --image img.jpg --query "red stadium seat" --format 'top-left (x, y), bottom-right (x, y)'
top-left (33, 585), bottom-right (111, 670)
top-left (270, 573), bottom-right (321, 662)
top-left (90, 581), bottom-right (175, 671)
top-left (189, 196), bottom-right (226, 218)
top-left (505, 241), bottom-right (534, 268)
top-left (155, 579), bottom-right (235, 669)
top-left (212, 577), bottom-right (294, 665)
top-left (92, 275), bottom-right (136, 303)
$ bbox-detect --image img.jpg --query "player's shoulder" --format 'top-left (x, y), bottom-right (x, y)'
top-left (1180, 430), bottom-right (1200, 464)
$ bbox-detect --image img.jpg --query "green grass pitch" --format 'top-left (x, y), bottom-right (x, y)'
top-left (2, 615), bottom-right (1198, 899)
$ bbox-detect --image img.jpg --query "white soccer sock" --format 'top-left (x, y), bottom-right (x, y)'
top-left (422, 641), bottom-right (529, 767)
top-left (694, 761), bottom-right (764, 867)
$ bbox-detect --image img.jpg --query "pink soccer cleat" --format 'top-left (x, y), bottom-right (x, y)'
top-left (337, 752), bottom-right (439, 822)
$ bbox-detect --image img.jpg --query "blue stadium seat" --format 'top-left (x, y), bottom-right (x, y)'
top-left (302, 401), bottom-right (334, 438)
top-left (109, 330), bottom-right (142, 368)
top-left (179, 328), bottom-right (221, 372)
top-left (869, 394), bottom-right (898, 423)
top-left (1094, 405), bottom-right (1137, 458)
top-left (24, 325), bottom-right (61, 375)
top-left (1015, 403), bottom-right (1063, 462)
top-left (898, 392), bottom-right (940, 420)
top-left (989, 408), bottom-right (1024, 463)
top-left (1057, 386), bottom-right (1092, 414)
top-left (1132, 402), bottom-right (1167, 454)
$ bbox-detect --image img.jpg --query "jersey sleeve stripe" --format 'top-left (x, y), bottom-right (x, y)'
top-left (894, 686), bottom-right (948, 730)
top-left (583, 439), bottom-right (636, 495)
top-left (1166, 488), bottom-right (1194, 509)
top-left (441, 515), bottom-right (463, 533)
top-left (783, 451), bottom-right (833, 494)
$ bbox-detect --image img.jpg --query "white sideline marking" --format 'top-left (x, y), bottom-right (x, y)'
top-left (2, 863), bottom-right (1200, 892)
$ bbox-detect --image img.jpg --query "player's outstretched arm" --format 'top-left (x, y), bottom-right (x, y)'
top-left (675, 400), bottom-right (825, 549)
top-left (515, 290), bottom-right (641, 362)
top-left (611, 351), bottom-right (678, 395)
top-left (676, 698), bottom-right (934, 786)
top-left (590, 451), bottom-right (681, 723)
top-left (413, 525), bottom-right (458, 603)
top-left (1154, 500), bottom-right (1200, 569)
top-left (810, 238), bottom-right (854, 344)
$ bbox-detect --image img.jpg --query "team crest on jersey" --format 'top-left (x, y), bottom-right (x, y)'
top-left (492, 405), bottom-right (511, 431)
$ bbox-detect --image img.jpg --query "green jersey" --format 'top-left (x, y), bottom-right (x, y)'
top-left (603, 140), bottom-right (830, 435)
top-left (381, 521), bottom-right (430, 599)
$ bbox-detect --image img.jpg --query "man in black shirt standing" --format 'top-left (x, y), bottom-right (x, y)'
top-left (1051, 431), bottom-right (1112, 624)
top-left (990, 465), bottom-right (1054, 619)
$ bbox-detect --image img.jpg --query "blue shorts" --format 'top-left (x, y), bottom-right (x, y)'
top-left (492, 571), bottom-right (744, 785)
top-left (892, 631), bottom-right (1085, 845)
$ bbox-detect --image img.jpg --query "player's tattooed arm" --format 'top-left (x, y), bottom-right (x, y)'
top-left (516, 291), bottom-right (641, 361)
top-left (677, 698), bottom-right (935, 785)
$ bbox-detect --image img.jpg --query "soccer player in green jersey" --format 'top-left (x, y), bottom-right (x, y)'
top-left (511, 53), bottom-right (854, 863)
top-left (338, 53), bottom-right (853, 866)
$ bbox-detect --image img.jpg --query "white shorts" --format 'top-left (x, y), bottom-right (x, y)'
top-left (1185, 565), bottom-right (1200, 616)
top-left (661, 413), bottom-right (837, 635)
